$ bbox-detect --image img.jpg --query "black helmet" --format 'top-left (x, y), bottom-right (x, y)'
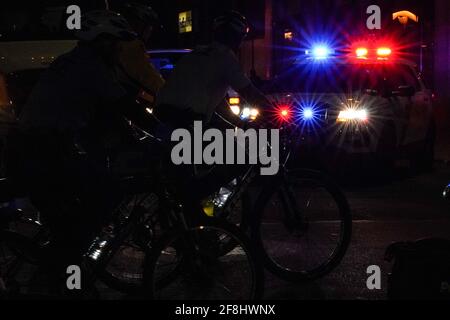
top-left (213, 11), bottom-right (250, 36)
top-left (75, 10), bottom-right (137, 41)
top-left (122, 2), bottom-right (160, 27)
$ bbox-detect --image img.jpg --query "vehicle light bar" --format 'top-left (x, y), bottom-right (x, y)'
top-left (377, 47), bottom-right (392, 59)
top-left (353, 45), bottom-right (393, 60)
top-left (356, 48), bottom-right (368, 59)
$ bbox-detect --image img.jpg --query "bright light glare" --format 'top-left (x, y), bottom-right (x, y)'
top-left (356, 47), bottom-right (368, 58)
top-left (377, 47), bottom-right (392, 56)
top-left (274, 104), bottom-right (292, 122)
top-left (337, 109), bottom-right (368, 122)
top-left (241, 107), bottom-right (251, 119)
top-left (312, 46), bottom-right (330, 59)
top-left (250, 108), bottom-right (259, 120)
top-left (303, 108), bottom-right (314, 120)
top-left (230, 105), bottom-right (241, 115)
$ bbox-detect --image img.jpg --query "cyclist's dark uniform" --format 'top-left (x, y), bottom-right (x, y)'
top-left (153, 40), bottom-right (269, 221)
top-left (14, 42), bottom-right (131, 273)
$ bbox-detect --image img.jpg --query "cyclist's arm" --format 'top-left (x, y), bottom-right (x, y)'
top-left (94, 66), bottom-right (156, 131)
top-left (117, 39), bottom-right (165, 96)
top-left (236, 84), bottom-right (272, 116)
top-left (224, 53), bottom-right (272, 119)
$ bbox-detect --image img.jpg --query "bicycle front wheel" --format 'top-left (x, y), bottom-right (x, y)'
top-left (144, 218), bottom-right (263, 300)
top-left (252, 169), bottom-right (352, 282)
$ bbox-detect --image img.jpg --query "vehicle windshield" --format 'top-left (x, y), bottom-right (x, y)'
top-left (264, 63), bottom-right (417, 94)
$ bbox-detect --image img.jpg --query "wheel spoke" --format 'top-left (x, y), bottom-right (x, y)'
top-left (257, 170), bottom-right (351, 281)
top-left (149, 222), bottom-right (261, 300)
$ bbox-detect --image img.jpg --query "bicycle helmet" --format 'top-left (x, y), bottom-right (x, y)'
top-left (213, 11), bottom-right (250, 36)
top-left (74, 10), bottom-right (137, 41)
top-left (122, 2), bottom-right (159, 27)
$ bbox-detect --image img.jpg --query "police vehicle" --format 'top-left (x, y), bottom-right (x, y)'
top-left (230, 42), bottom-right (435, 170)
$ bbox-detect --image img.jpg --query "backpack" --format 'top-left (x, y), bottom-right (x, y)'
top-left (385, 238), bottom-right (450, 300)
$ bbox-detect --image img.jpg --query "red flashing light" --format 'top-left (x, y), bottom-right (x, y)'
top-left (274, 104), bottom-right (292, 123)
top-left (377, 47), bottom-right (392, 59)
top-left (279, 108), bottom-right (291, 121)
top-left (352, 44), bottom-right (393, 61)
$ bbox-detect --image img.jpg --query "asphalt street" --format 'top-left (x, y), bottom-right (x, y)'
top-left (263, 129), bottom-right (450, 300)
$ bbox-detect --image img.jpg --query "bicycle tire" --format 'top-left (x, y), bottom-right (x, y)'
top-left (252, 169), bottom-right (352, 282)
top-left (96, 244), bottom-right (146, 294)
top-left (143, 218), bottom-right (264, 300)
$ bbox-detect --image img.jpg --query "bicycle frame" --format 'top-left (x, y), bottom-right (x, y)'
top-left (217, 122), bottom-right (302, 228)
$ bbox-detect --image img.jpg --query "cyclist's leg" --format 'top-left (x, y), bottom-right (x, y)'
top-left (19, 132), bottom-right (67, 257)
top-left (161, 123), bottom-right (250, 224)
top-left (64, 152), bottom-right (121, 255)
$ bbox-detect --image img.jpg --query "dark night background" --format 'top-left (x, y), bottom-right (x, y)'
top-left (1, 0), bottom-right (449, 126)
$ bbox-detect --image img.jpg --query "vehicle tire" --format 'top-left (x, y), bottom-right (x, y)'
top-left (251, 169), bottom-right (352, 282)
top-left (143, 218), bottom-right (264, 300)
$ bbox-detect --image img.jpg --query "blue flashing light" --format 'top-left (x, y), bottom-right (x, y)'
top-left (312, 46), bottom-right (330, 59)
top-left (305, 45), bottom-right (335, 60)
top-left (302, 107), bottom-right (314, 120)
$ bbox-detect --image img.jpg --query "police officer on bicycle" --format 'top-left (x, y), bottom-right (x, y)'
top-left (15, 10), bottom-right (154, 294)
top-left (154, 11), bottom-right (272, 219)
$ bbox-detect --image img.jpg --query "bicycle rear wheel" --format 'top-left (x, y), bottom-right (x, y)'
top-left (144, 218), bottom-right (263, 300)
top-left (252, 169), bottom-right (352, 282)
